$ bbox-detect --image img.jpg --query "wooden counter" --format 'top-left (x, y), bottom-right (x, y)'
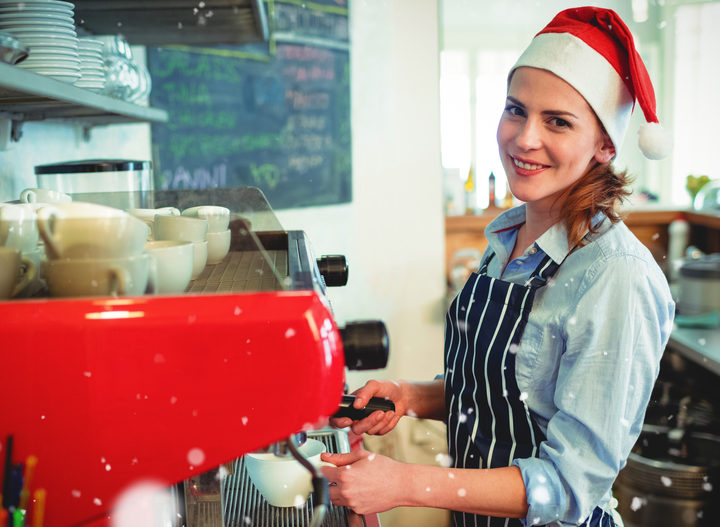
top-left (445, 209), bottom-right (720, 283)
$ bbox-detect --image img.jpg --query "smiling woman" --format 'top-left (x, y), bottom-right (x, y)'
top-left (323, 7), bottom-right (675, 527)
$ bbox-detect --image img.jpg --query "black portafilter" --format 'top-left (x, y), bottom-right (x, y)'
top-left (332, 320), bottom-right (395, 419)
top-left (317, 255), bottom-right (348, 287)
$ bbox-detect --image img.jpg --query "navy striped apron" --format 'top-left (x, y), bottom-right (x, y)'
top-left (444, 250), bottom-right (615, 527)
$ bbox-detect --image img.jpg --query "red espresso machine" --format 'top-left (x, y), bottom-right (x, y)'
top-left (0, 188), bottom-right (391, 527)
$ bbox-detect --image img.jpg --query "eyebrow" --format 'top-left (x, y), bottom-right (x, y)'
top-left (506, 96), bottom-right (579, 120)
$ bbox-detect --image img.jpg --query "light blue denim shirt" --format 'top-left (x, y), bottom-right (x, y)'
top-left (482, 204), bottom-right (675, 526)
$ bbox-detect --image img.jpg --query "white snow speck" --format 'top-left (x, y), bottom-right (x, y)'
top-left (519, 392), bottom-right (528, 401)
top-left (458, 413), bottom-right (467, 423)
top-left (293, 494), bottom-right (305, 508)
top-left (702, 482), bottom-right (713, 492)
top-left (509, 343), bottom-right (519, 354)
top-left (94, 498), bottom-right (102, 506)
top-left (661, 476), bottom-right (673, 487)
top-left (630, 496), bottom-right (645, 511)
top-left (458, 488), bottom-right (466, 497)
top-left (71, 489), bottom-right (82, 498)
top-left (241, 416), bottom-right (249, 425)
top-left (285, 328), bottom-right (296, 338)
top-left (110, 481), bottom-right (172, 527)
top-left (448, 473), bottom-right (455, 479)
top-left (234, 307), bottom-right (242, 315)
top-left (187, 448), bottom-right (205, 466)
top-left (368, 454), bottom-right (376, 461)
top-left (435, 453), bottom-right (452, 467)
top-left (216, 465), bottom-right (230, 481)
top-left (83, 371), bottom-right (92, 378)
top-left (170, 396), bottom-right (178, 405)
top-left (105, 464), bottom-right (112, 471)
top-left (426, 487), bottom-right (431, 492)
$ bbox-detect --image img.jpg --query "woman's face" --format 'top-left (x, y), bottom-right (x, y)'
top-left (497, 66), bottom-right (615, 211)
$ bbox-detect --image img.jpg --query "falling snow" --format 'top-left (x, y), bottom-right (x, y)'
top-left (449, 473), bottom-right (455, 479)
top-left (661, 476), bottom-right (673, 487)
top-left (459, 413), bottom-right (467, 423)
top-left (285, 328), bottom-right (296, 338)
top-left (94, 498), bottom-right (102, 506)
top-left (293, 494), bottom-right (305, 508)
top-left (509, 343), bottom-right (519, 354)
top-left (435, 453), bottom-right (453, 467)
top-left (83, 371), bottom-right (92, 378)
top-left (234, 307), bottom-right (242, 315)
top-left (187, 448), bottom-right (205, 466)
top-left (458, 488), bottom-right (467, 497)
top-left (368, 454), bottom-right (376, 461)
top-left (241, 416), bottom-right (249, 425)
top-left (519, 392), bottom-right (528, 401)
top-left (110, 481), bottom-right (173, 527)
top-left (72, 489), bottom-right (82, 498)
top-left (630, 496), bottom-right (645, 511)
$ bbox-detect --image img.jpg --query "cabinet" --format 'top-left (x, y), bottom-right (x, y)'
top-left (445, 209), bottom-right (720, 285)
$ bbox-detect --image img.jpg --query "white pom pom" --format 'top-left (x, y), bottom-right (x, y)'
top-left (638, 122), bottom-right (672, 160)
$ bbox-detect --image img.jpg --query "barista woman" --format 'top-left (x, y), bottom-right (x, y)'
top-left (321, 7), bottom-right (675, 526)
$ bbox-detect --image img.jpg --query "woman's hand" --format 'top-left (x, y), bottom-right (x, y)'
top-left (331, 380), bottom-right (409, 436)
top-left (320, 450), bottom-right (406, 514)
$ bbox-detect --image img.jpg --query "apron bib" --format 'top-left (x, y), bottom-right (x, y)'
top-left (444, 251), bottom-right (615, 527)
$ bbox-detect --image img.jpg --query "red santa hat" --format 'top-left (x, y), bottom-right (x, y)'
top-left (510, 6), bottom-right (672, 160)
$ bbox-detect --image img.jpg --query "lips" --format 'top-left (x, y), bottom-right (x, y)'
top-left (510, 155), bottom-right (549, 176)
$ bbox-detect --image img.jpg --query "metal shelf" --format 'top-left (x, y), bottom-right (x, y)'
top-left (73, 0), bottom-right (268, 47)
top-left (0, 62), bottom-right (167, 127)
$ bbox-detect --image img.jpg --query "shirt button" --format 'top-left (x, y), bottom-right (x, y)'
top-left (528, 247), bottom-right (537, 255)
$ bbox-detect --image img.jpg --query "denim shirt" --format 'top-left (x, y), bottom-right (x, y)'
top-left (482, 205), bottom-right (675, 526)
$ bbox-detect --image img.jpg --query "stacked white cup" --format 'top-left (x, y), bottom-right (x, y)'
top-left (36, 202), bottom-right (153, 298)
top-left (153, 213), bottom-right (209, 280)
top-left (181, 206), bottom-right (231, 265)
top-left (0, 203), bottom-right (39, 299)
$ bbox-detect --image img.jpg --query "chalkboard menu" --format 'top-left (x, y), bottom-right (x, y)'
top-left (147, 0), bottom-right (350, 210)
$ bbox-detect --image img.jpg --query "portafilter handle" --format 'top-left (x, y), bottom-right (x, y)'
top-left (340, 320), bottom-right (389, 370)
top-left (332, 394), bottom-right (395, 420)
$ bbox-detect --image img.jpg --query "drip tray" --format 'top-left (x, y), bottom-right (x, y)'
top-left (185, 429), bottom-right (354, 527)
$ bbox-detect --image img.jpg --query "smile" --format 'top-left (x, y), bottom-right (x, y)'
top-left (511, 156), bottom-right (548, 170)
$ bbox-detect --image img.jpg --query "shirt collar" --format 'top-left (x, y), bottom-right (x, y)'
top-left (484, 204), bottom-right (607, 265)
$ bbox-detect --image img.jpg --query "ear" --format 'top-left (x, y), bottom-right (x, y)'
top-left (594, 133), bottom-right (616, 164)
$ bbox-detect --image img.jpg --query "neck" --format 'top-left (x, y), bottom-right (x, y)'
top-left (523, 203), bottom-right (561, 241)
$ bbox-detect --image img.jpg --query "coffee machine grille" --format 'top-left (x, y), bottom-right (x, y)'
top-left (221, 429), bottom-right (352, 527)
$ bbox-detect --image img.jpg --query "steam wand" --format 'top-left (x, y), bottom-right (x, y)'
top-left (286, 437), bottom-right (329, 527)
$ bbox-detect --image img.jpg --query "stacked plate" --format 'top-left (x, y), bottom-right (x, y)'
top-left (0, 0), bottom-right (79, 83)
top-left (75, 37), bottom-right (104, 92)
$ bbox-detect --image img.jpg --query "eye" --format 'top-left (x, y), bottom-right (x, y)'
top-left (504, 104), bottom-right (525, 117)
top-left (550, 117), bottom-right (571, 128)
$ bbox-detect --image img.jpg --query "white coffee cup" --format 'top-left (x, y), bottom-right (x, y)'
top-left (20, 188), bottom-right (72, 204)
top-left (154, 214), bottom-right (208, 243)
top-left (0, 203), bottom-right (39, 253)
top-left (244, 439), bottom-right (331, 507)
top-left (0, 246), bottom-right (36, 299)
top-left (14, 246), bottom-right (45, 298)
top-left (205, 229), bottom-right (231, 265)
top-left (182, 206), bottom-right (230, 233)
top-left (129, 207), bottom-right (180, 240)
top-left (191, 240), bottom-right (208, 280)
top-left (45, 253), bottom-right (152, 298)
top-left (36, 202), bottom-right (149, 260)
top-left (144, 240), bottom-right (193, 294)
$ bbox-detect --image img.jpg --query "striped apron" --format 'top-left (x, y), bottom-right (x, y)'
top-left (444, 251), bottom-right (615, 527)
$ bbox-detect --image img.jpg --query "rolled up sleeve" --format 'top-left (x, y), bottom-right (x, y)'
top-left (513, 254), bottom-right (674, 525)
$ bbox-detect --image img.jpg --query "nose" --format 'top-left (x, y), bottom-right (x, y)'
top-left (515, 118), bottom-right (542, 151)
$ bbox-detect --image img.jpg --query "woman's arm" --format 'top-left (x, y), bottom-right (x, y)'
top-left (335, 379), bottom-right (446, 435)
top-left (321, 451), bottom-right (528, 517)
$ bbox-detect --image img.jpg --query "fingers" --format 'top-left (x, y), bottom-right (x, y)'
top-left (352, 379), bottom-right (387, 408)
top-left (322, 450), bottom-right (365, 467)
top-left (349, 411), bottom-right (387, 435)
top-left (329, 416), bottom-right (353, 429)
top-left (362, 411), bottom-right (396, 436)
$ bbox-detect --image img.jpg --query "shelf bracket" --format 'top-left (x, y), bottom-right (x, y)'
top-left (0, 118), bottom-right (24, 150)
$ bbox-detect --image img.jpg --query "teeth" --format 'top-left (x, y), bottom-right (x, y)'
top-left (513, 158), bottom-right (544, 170)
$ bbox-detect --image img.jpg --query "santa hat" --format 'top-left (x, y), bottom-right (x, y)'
top-left (510, 6), bottom-right (671, 160)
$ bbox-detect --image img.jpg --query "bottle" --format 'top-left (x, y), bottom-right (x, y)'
top-left (464, 166), bottom-right (476, 215)
top-left (668, 212), bottom-right (690, 282)
top-left (503, 187), bottom-right (514, 209)
top-left (488, 171), bottom-right (496, 208)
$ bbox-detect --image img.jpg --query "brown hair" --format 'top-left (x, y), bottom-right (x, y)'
top-left (555, 162), bottom-right (633, 247)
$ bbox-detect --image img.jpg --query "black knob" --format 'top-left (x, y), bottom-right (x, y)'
top-left (317, 255), bottom-right (348, 287)
top-left (340, 321), bottom-right (389, 370)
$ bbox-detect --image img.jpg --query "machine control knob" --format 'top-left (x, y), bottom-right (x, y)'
top-left (340, 321), bottom-right (389, 370)
top-left (317, 255), bottom-right (348, 287)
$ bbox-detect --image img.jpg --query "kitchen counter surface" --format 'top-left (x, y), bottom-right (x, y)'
top-left (668, 325), bottom-right (720, 376)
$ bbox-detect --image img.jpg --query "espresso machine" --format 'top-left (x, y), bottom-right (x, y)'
top-left (0, 188), bottom-right (393, 527)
